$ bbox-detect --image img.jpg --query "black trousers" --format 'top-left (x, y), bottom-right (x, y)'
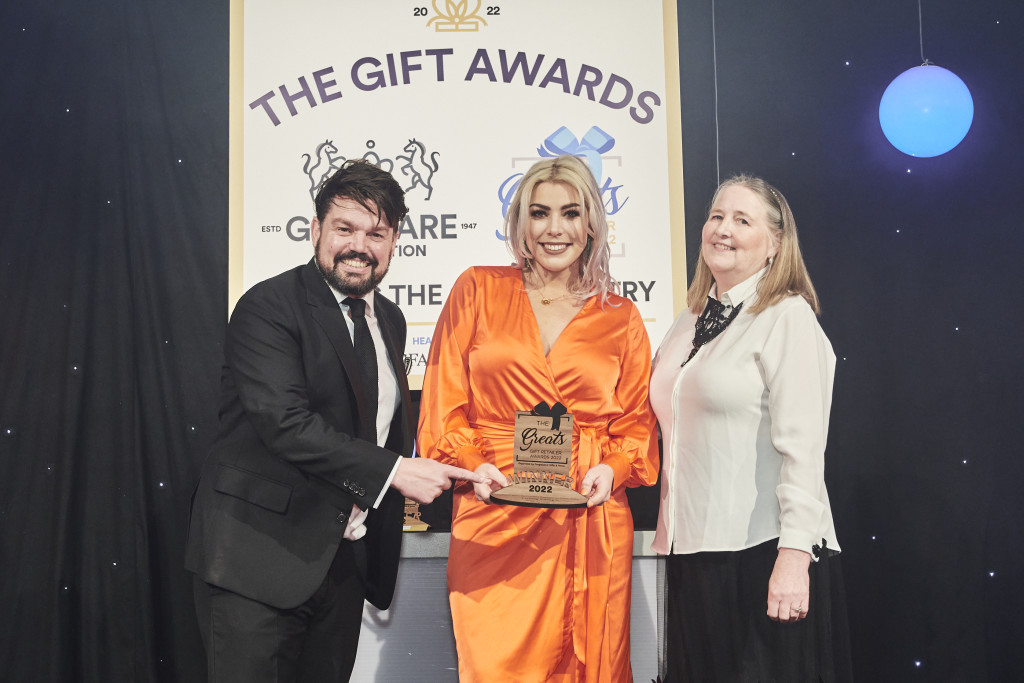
top-left (193, 540), bottom-right (367, 683)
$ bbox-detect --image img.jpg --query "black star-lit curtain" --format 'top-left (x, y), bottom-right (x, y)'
top-left (0, 1), bottom-right (226, 680)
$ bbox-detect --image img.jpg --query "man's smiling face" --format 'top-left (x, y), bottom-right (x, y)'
top-left (311, 196), bottom-right (398, 296)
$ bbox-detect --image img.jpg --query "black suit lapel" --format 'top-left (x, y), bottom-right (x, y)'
top-left (301, 261), bottom-right (376, 439)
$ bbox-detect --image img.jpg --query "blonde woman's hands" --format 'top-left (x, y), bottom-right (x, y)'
top-left (473, 463), bottom-right (508, 504)
top-left (580, 463), bottom-right (614, 507)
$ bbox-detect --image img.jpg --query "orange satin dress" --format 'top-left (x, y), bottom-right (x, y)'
top-left (418, 266), bottom-right (659, 682)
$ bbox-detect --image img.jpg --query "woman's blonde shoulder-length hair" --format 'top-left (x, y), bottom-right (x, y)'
top-left (504, 155), bottom-right (616, 306)
top-left (687, 174), bottom-right (821, 316)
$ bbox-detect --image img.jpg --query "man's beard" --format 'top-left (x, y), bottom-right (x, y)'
top-left (316, 247), bottom-right (389, 296)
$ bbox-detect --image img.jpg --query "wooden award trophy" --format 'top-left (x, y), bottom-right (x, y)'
top-left (489, 402), bottom-right (589, 509)
top-left (402, 498), bottom-right (429, 531)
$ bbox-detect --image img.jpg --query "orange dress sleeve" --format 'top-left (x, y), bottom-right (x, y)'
top-left (417, 267), bottom-right (489, 473)
top-left (601, 302), bottom-right (660, 489)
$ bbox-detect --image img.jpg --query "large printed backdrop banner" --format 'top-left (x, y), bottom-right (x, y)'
top-left (239, 0), bottom-right (683, 378)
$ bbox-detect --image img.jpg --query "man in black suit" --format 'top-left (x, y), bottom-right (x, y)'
top-left (185, 160), bottom-right (481, 682)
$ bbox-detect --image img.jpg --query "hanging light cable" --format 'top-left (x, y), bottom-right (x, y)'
top-left (918, 0), bottom-right (932, 65)
top-left (711, 0), bottom-right (721, 184)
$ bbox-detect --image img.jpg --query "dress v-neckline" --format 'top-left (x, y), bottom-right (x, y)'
top-left (520, 281), bottom-right (592, 359)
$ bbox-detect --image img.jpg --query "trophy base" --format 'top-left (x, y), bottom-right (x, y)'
top-left (489, 482), bottom-right (590, 509)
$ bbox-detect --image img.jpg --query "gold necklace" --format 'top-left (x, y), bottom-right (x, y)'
top-left (530, 275), bottom-right (574, 305)
top-left (540, 292), bottom-right (574, 305)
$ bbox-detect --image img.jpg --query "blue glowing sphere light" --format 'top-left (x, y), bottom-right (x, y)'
top-left (878, 65), bottom-right (974, 157)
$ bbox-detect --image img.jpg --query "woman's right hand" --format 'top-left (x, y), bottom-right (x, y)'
top-left (473, 463), bottom-right (509, 503)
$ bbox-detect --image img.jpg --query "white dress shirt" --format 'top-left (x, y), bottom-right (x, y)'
top-left (650, 269), bottom-right (840, 558)
top-left (329, 286), bottom-right (402, 540)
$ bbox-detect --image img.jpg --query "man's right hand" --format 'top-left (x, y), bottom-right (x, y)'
top-left (391, 458), bottom-right (486, 504)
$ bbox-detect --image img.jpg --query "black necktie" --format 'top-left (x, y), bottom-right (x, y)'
top-left (343, 297), bottom-right (378, 423)
top-left (681, 296), bottom-right (743, 368)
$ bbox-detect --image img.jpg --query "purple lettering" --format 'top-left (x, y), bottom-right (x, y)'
top-left (279, 76), bottom-right (317, 117)
top-left (631, 90), bottom-right (661, 124)
top-left (399, 51), bottom-right (422, 84)
top-left (539, 58), bottom-right (570, 93)
top-left (464, 48), bottom-right (497, 81)
top-left (598, 73), bottom-right (632, 110)
top-left (352, 57), bottom-right (386, 91)
top-left (386, 53), bottom-right (398, 86)
top-left (312, 67), bottom-right (342, 103)
top-left (499, 50), bottom-right (546, 85)
top-left (425, 48), bottom-right (454, 80)
top-left (249, 90), bottom-right (281, 126)
top-left (573, 64), bottom-right (603, 100)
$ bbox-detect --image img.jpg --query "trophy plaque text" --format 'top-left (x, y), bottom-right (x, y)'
top-left (489, 402), bottom-right (589, 509)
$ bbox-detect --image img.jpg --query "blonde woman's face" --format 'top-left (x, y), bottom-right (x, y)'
top-left (525, 181), bottom-right (588, 280)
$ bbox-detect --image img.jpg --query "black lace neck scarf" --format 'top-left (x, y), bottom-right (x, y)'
top-left (681, 296), bottom-right (743, 368)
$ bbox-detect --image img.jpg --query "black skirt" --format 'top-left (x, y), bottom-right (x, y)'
top-left (663, 539), bottom-right (853, 683)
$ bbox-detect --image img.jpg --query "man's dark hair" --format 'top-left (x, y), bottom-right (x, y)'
top-left (314, 159), bottom-right (409, 228)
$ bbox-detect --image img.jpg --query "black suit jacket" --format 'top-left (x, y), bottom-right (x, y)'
top-left (185, 260), bottom-right (413, 610)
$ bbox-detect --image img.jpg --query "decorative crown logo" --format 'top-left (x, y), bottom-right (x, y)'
top-left (427, 0), bottom-right (488, 32)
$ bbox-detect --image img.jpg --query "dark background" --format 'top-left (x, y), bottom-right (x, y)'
top-left (2, 0), bottom-right (1021, 680)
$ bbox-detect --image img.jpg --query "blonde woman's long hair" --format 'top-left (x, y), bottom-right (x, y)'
top-left (504, 155), bottom-right (616, 306)
top-left (687, 175), bottom-right (820, 316)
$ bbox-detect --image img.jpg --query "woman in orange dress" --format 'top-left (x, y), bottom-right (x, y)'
top-left (418, 155), bottom-right (659, 682)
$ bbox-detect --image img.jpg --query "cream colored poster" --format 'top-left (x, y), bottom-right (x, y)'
top-left (234, 0), bottom-right (684, 381)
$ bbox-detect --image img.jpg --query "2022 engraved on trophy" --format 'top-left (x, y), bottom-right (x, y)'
top-left (489, 402), bottom-right (589, 509)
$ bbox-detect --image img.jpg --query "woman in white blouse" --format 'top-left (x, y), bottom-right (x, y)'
top-left (650, 175), bottom-right (852, 681)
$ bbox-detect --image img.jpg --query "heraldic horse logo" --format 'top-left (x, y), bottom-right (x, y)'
top-left (397, 139), bottom-right (440, 200)
top-left (303, 140), bottom-right (345, 200)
